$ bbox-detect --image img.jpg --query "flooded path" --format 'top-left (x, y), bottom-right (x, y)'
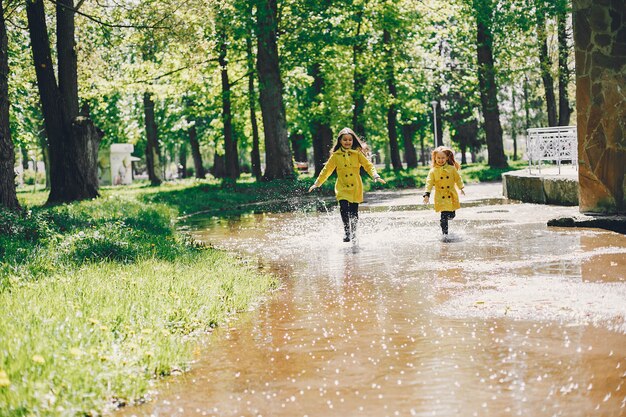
top-left (119, 183), bottom-right (626, 417)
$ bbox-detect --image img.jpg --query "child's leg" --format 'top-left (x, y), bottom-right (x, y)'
top-left (348, 203), bottom-right (359, 238)
top-left (440, 211), bottom-right (455, 234)
top-left (339, 200), bottom-right (351, 241)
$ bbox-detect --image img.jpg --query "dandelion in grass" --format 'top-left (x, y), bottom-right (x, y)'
top-left (32, 355), bottom-right (45, 364)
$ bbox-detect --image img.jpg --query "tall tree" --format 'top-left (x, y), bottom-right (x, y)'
top-left (535, 4), bottom-right (557, 126)
top-left (351, 4), bottom-right (367, 138)
top-left (383, 27), bottom-right (402, 170)
top-left (245, 9), bottom-right (262, 181)
top-left (256, 0), bottom-right (294, 180)
top-left (26, 0), bottom-right (102, 204)
top-left (188, 122), bottom-right (205, 179)
top-left (308, 62), bottom-right (333, 176)
top-left (217, 18), bottom-right (239, 179)
top-left (143, 92), bottom-right (162, 186)
top-left (556, 1), bottom-right (571, 126)
top-left (472, 0), bottom-right (507, 168)
top-left (0, 0), bottom-right (19, 210)
top-left (400, 123), bottom-right (418, 168)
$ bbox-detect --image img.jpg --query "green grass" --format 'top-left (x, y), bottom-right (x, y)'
top-left (1, 196), bottom-right (278, 416)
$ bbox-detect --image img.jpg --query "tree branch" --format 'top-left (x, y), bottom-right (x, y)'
top-left (132, 57), bottom-right (220, 85)
top-left (45, 0), bottom-right (170, 29)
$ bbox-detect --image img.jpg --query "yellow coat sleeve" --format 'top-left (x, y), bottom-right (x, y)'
top-left (425, 168), bottom-right (435, 193)
top-left (454, 168), bottom-right (464, 190)
top-left (357, 152), bottom-right (378, 179)
top-left (315, 154), bottom-right (337, 186)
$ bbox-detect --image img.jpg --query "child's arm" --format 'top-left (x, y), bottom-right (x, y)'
top-left (423, 169), bottom-right (434, 204)
top-left (455, 168), bottom-right (465, 195)
top-left (358, 152), bottom-right (386, 183)
top-left (308, 156), bottom-right (337, 192)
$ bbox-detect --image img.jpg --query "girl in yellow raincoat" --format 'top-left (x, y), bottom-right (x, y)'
top-left (423, 146), bottom-right (465, 236)
top-left (308, 128), bottom-right (386, 242)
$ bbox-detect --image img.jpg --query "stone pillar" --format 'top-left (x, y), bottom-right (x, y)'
top-left (573, 0), bottom-right (626, 214)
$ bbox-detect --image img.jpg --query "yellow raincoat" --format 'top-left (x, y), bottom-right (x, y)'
top-left (425, 163), bottom-right (464, 212)
top-left (315, 148), bottom-right (379, 203)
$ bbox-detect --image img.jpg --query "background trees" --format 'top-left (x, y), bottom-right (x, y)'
top-left (0, 0), bottom-right (577, 207)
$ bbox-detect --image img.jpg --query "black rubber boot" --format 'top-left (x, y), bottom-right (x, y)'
top-left (343, 222), bottom-right (351, 242)
top-left (440, 217), bottom-right (449, 235)
top-left (350, 217), bottom-right (358, 241)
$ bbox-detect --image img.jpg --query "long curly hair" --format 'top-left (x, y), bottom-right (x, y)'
top-left (431, 146), bottom-right (460, 170)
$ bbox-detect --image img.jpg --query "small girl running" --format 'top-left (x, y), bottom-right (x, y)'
top-left (309, 127), bottom-right (386, 242)
top-left (423, 146), bottom-right (465, 237)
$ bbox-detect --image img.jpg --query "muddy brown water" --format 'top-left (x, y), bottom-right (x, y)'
top-left (117, 186), bottom-right (626, 417)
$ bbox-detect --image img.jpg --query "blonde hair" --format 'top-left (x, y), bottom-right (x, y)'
top-left (431, 146), bottom-right (460, 170)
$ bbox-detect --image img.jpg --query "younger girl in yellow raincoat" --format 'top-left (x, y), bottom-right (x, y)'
top-left (309, 128), bottom-right (386, 242)
top-left (423, 146), bottom-right (465, 236)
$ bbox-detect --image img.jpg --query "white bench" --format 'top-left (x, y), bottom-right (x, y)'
top-left (526, 126), bottom-right (578, 174)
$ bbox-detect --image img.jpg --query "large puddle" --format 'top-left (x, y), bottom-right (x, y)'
top-left (118, 191), bottom-right (626, 417)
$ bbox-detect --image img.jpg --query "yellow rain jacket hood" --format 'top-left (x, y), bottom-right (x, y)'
top-left (315, 148), bottom-right (379, 203)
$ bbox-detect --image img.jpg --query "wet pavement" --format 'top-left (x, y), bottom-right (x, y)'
top-left (117, 182), bottom-right (626, 417)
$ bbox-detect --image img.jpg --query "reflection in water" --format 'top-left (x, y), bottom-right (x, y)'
top-left (117, 202), bottom-right (626, 417)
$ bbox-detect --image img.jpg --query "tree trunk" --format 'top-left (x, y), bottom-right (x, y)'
top-left (246, 26), bottom-right (262, 181)
top-left (419, 133), bottom-right (425, 165)
top-left (432, 97), bottom-right (443, 147)
top-left (523, 74), bottom-right (531, 130)
top-left (179, 141), bottom-right (187, 178)
top-left (511, 87), bottom-right (518, 160)
top-left (474, 0), bottom-right (507, 168)
top-left (459, 142), bottom-right (468, 165)
top-left (219, 26), bottom-right (239, 179)
top-left (557, 11), bottom-right (572, 126)
top-left (290, 133), bottom-right (307, 162)
top-left (188, 123), bottom-right (205, 179)
top-left (309, 63), bottom-right (333, 176)
top-left (56, 0), bottom-right (78, 119)
top-left (27, 0), bottom-right (100, 204)
top-left (312, 123), bottom-right (333, 177)
top-left (256, 0), bottom-right (294, 180)
top-left (212, 153), bottom-right (226, 178)
top-left (38, 125), bottom-right (50, 189)
top-left (400, 123), bottom-right (418, 169)
top-left (383, 28), bottom-right (402, 170)
top-left (536, 11), bottom-right (558, 126)
top-left (352, 11), bottom-right (366, 138)
top-left (143, 92), bottom-right (162, 186)
top-left (0, 0), bottom-right (19, 210)
top-left (20, 146), bottom-right (28, 170)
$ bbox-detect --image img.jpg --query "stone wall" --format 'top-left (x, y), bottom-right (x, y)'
top-left (573, 0), bottom-right (626, 214)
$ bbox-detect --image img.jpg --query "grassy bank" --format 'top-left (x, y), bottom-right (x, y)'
top-left (0, 197), bottom-right (278, 415)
